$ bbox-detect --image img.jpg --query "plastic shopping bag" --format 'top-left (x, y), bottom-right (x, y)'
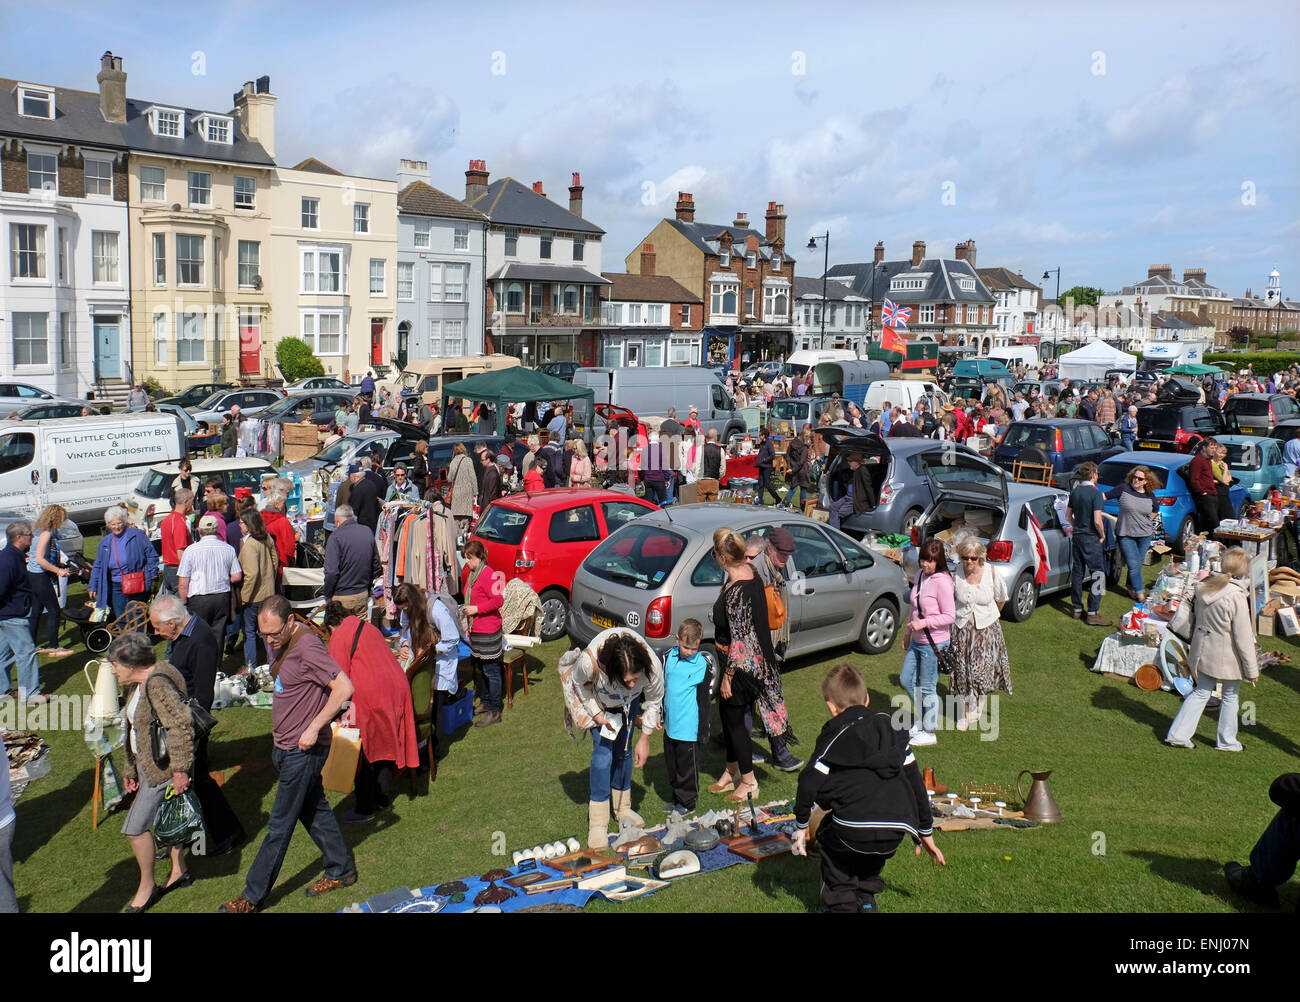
top-left (154, 782), bottom-right (205, 847)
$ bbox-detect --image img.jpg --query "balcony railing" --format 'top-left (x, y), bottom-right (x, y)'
top-left (505, 312), bottom-right (596, 327)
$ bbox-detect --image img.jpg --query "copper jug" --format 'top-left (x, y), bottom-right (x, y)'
top-left (1016, 769), bottom-right (1062, 823)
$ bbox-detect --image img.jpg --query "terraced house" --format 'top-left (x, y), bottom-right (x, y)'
top-left (0, 55), bottom-right (131, 402)
top-left (127, 72), bottom-right (276, 391)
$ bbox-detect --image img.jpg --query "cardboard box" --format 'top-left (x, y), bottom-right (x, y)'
top-left (677, 481), bottom-right (699, 505)
top-left (282, 422), bottom-right (323, 463)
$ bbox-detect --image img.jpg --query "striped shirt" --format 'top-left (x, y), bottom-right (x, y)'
top-left (177, 535), bottom-right (241, 596)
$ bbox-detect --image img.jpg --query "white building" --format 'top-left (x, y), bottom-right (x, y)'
top-left (1112, 264), bottom-right (1232, 338)
top-left (792, 276), bottom-right (868, 353)
top-left (1, 71), bottom-right (132, 401)
top-left (976, 267), bottom-right (1040, 349)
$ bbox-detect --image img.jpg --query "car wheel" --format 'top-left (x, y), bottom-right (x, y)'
top-left (857, 597), bottom-right (898, 655)
top-left (1172, 515), bottom-right (1197, 556)
top-left (538, 588), bottom-right (570, 642)
top-left (1006, 571), bottom-right (1038, 623)
top-left (900, 507), bottom-right (923, 533)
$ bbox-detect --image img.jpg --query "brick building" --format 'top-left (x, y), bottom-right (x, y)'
top-left (598, 244), bottom-right (703, 365)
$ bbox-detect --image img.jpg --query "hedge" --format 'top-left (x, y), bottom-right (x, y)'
top-left (1202, 352), bottom-right (1300, 378)
top-left (275, 337), bottom-right (325, 381)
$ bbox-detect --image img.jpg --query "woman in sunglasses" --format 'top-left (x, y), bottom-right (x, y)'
top-left (949, 538), bottom-right (1011, 730)
top-left (1105, 465), bottom-right (1160, 602)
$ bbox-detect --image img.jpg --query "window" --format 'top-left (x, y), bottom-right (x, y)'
top-left (27, 153), bottom-right (56, 193)
top-left (85, 158), bottom-right (113, 197)
top-left (506, 282), bottom-right (524, 313)
top-left (186, 171), bottom-right (210, 206)
top-left (57, 228), bottom-right (66, 283)
top-left (432, 319), bottom-right (466, 356)
top-left (772, 252), bottom-right (782, 272)
top-left (603, 302), bottom-right (622, 325)
top-left (711, 282), bottom-right (738, 316)
top-left (891, 276), bottom-right (926, 291)
top-left (919, 304), bottom-right (935, 323)
top-left (303, 311), bottom-right (344, 354)
top-left (788, 524), bottom-right (846, 578)
top-left (450, 222), bottom-right (469, 250)
top-left (177, 234), bottom-right (204, 285)
top-left (679, 304), bottom-right (690, 325)
top-left (645, 340), bottom-right (663, 366)
top-left (140, 165), bottom-right (165, 201)
top-left (234, 175), bottom-right (255, 208)
top-left (0, 433), bottom-right (36, 475)
top-left (58, 313), bottom-right (70, 367)
top-left (152, 233), bottom-right (166, 284)
top-left (549, 506), bottom-right (600, 543)
top-left (238, 241), bottom-right (259, 288)
top-left (153, 312), bottom-right (168, 364)
top-left (179, 312), bottom-right (205, 363)
top-left (302, 197), bottom-right (319, 229)
top-left (764, 286), bottom-right (788, 319)
top-left (648, 304), bottom-right (664, 324)
top-left (711, 384), bottom-right (731, 410)
top-left (602, 339), bottom-right (622, 367)
top-left (504, 228), bottom-right (518, 256)
top-left (397, 261), bottom-right (413, 300)
top-left (10, 224), bottom-right (45, 279)
top-left (18, 86), bottom-right (53, 119)
top-left (719, 249), bottom-right (730, 267)
top-left (13, 314), bottom-right (48, 365)
top-left (153, 108), bottom-right (182, 137)
top-left (354, 203), bottom-right (370, 233)
top-left (573, 235), bottom-right (584, 261)
top-left (203, 116), bottom-right (230, 143)
top-left (369, 258), bottom-right (385, 294)
top-left (410, 218), bottom-right (432, 248)
top-left (584, 287), bottom-right (595, 322)
top-left (827, 304), bottom-right (837, 326)
top-left (628, 304), bottom-right (642, 324)
top-left (540, 231), bottom-right (553, 259)
top-left (669, 338), bottom-right (695, 365)
top-left (92, 231), bottom-right (119, 283)
top-left (444, 263), bottom-right (465, 302)
top-left (958, 276), bottom-right (975, 292)
top-left (745, 288), bottom-right (755, 317)
top-left (746, 251), bottom-right (757, 269)
top-left (301, 248), bottom-right (342, 293)
top-left (428, 262), bottom-right (443, 301)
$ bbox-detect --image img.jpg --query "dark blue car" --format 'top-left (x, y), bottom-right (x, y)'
top-left (993, 418), bottom-right (1124, 487)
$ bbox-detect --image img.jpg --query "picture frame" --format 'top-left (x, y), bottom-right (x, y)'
top-left (726, 833), bottom-right (794, 861)
top-left (1278, 605), bottom-right (1300, 637)
top-left (546, 848), bottom-right (619, 877)
top-left (503, 871), bottom-right (552, 888)
top-left (1249, 553), bottom-right (1269, 616)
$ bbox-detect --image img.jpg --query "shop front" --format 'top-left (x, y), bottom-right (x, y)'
top-left (495, 328), bottom-right (598, 367)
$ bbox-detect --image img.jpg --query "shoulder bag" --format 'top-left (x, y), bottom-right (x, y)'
top-left (1168, 594), bottom-right (1196, 644)
top-left (923, 628), bottom-right (960, 675)
top-left (114, 534), bottom-right (147, 596)
top-left (763, 565), bottom-right (788, 631)
top-left (144, 673), bottom-right (216, 773)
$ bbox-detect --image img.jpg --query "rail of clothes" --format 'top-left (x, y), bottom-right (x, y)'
top-left (377, 499), bottom-right (462, 620)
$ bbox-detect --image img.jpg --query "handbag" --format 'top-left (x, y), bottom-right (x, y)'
top-left (114, 535), bottom-right (147, 596)
top-left (144, 674), bottom-right (217, 773)
top-left (1168, 595), bottom-right (1195, 644)
top-left (764, 582), bottom-right (787, 631)
top-left (923, 627), bottom-right (960, 675)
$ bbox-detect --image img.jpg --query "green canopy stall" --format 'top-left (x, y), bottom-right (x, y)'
top-left (441, 366), bottom-right (596, 442)
top-left (1164, 362), bottom-right (1221, 376)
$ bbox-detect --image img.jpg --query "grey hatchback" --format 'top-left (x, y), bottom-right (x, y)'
top-left (567, 504), bottom-right (910, 666)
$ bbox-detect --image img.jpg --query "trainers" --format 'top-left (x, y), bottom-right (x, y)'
top-left (219, 895), bottom-right (258, 913)
top-left (749, 750), bottom-right (766, 765)
top-left (1223, 861), bottom-right (1279, 908)
top-left (1164, 738), bottom-right (1195, 749)
top-left (305, 873), bottom-right (357, 898)
top-left (1215, 742), bottom-right (1244, 752)
top-left (910, 731), bottom-right (938, 746)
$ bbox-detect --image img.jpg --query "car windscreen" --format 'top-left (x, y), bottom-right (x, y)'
top-left (312, 438), bottom-right (366, 463)
top-left (134, 470), bottom-right (173, 500)
top-left (1000, 423), bottom-right (1054, 451)
top-left (259, 397), bottom-right (309, 420)
top-left (1097, 461), bottom-right (1171, 491)
top-left (227, 466), bottom-right (271, 492)
top-left (584, 523), bottom-right (687, 589)
top-left (769, 399), bottom-right (809, 421)
top-left (1137, 409), bottom-right (1180, 436)
top-left (1221, 442), bottom-right (1263, 470)
top-left (1225, 398), bottom-right (1269, 418)
top-left (196, 391), bottom-right (226, 409)
top-left (474, 505), bottom-right (531, 546)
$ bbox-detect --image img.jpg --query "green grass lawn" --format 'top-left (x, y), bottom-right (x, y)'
top-left (9, 538), bottom-right (1300, 914)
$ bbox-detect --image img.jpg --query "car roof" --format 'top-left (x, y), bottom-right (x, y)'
top-left (1006, 482), bottom-right (1066, 502)
top-left (492, 488), bottom-right (656, 512)
top-left (630, 502), bottom-right (843, 536)
top-left (1216, 434), bottom-right (1275, 446)
top-left (146, 457), bottom-right (273, 474)
top-left (1104, 450), bottom-right (1190, 469)
top-left (1007, 417), bottom-right (1096, 426)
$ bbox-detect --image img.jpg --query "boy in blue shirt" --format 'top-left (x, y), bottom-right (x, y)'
top-left (661, 619), bottom-right (710, 813)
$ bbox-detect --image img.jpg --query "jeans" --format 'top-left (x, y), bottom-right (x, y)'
top-left (1250, 803), bottom-right (1300, 890)
top-left (589, 695), bottom-right (642, 802)
top-left (106, 581), bottom-right (130, 618)
top-left (476, 658), bottom-right (502, 713)
top-left (643, 479), bottom-right (669, 505)
top-left (1069, 532), bottom-right (1105, 615)
top-left (242, 745), bottom-right (355, 906)
top-left (242, 601), bottom-right (263, 669)
top-left (160, 565), bottom-right (180, 597)
top-left (1118, 535), bottom-right (1151, 596)
top-left (901, 634), bottom-right (945, 733)
top-left (0, 617), bottom-right (40, 698)
top-left (785, 484), bottom-right (811, 511)
top-left (1167, 675), bottom-right (1241, 749)
top-left (756, 468), bottom-right (780, 505)
top-left (0, 820), bottom-right (15, 913)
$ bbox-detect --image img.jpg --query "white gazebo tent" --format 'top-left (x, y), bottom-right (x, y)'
top-left (1057, 340), bottom-right (1136, 381)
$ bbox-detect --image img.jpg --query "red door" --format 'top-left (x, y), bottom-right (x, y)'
top-left (238, 312), bottom-right (261, 375)
top-left (370, 319), bottom-right (384, 366)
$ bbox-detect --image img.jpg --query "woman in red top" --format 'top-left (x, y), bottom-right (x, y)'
top-left (460, 539), bottom-right (506, 727)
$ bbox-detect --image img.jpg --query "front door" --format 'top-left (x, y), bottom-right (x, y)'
top-left (397, 321), bottom-right (410, 370)
top-left (93, 316), bottom-right (120, 381)
top-left (371, 319), bottom-right (384, 366)
top-left (627, 342), bottom-right (642, 367)
top-left (239, 312), bottom-right (261, 375)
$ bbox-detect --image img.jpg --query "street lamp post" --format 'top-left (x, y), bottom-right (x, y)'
top-left (1042, 267), bottom-right (1061, 365)
top-left (867, 262), bottom-right (885, 348)
top-left (807, 232), bottom-right (829, 350)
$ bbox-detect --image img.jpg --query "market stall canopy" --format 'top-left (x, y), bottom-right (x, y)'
top-left (441, 366), bottom-right (596, 440)
top-left (1165, 362), bottom-right (1220, 376)
top-left (1057, 341), bottom-right (1136, 381)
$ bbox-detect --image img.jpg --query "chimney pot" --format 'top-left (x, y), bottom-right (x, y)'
top-left (465, 160), bottom-right (490, 202)
top-left (256, 75), bottom-right (270, 94)
top-left (571, 172), bottom-right (581, 187)
top-left (675, 191), bottom-right (695, 223)
top-left (532, 181), bottom-right (545, 196)
top-left (873, 241), bottom-right (885, 265)
top-left (568, 172), bottom-right (584, 218)
top-left (733, 211), bottom-right (749, 229)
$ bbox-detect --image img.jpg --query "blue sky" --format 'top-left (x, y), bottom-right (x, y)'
top-left (3, 0), bottom-right (1296, 298)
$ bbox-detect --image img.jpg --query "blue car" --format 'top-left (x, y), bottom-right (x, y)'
top-left (1216, 435), bottom-right (1288, 501)
top-left (1095, 451), bottom-right (1247, 555)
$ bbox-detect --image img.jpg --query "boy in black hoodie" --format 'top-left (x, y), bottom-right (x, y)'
top-left (793, 663), bottom-right (945, 912)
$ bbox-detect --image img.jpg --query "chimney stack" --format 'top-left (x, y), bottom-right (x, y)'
top-left (465, 159), bottom-right (489, 202)
top-left (568, 172), bottom-right (583, 218)
top-left (233, 74), bottom-right (276, 157)
top-left (675, 192), bottom-right (695, 223)
top-left (733, 211), bottom-right (749, 229)
top-left (954, 239), bottom-right (977, 269)
top-left (397, 158), bottom-right (430, 190)
top-left (640, 243), bottom-right (656, 276)
top-left (873, 241), bottom-right (885, 265)
top-left (912, 240), bottom-right (926, 267)
top-left (1183, 267), bottom-right (1207, 283)
top-left (1148, 264), bottom-right (1173, 280)
top-left (764, 202), bottom-right (787, 245)
top-left (532, 181), bottom-right (545, 196)
top-left (97, 51), bottom-right (127, 124)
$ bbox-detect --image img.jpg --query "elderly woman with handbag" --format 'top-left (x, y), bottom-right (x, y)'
top-left (949, 537), bottom-right (1012, 730)
top-left (1165, 546), bottom-right (1257, 751)
top-left (89, 506), bottom-right (157, 617)
top-left (446, 443), bottom-right (477, 535)
top-left (107, 631), bottom-right (195, 913)
top-left (900, 538), bottom-right (955, 746)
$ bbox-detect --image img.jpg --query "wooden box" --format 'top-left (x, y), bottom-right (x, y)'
top-left (282, 422), bottom-right (324, 463)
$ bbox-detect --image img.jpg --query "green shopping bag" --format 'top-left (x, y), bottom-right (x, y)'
top-left (154, 782), bottom-right (205, 847)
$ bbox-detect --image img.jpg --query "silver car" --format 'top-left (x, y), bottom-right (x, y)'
top-left (568, 504), bottom-right (911, 667)
top-left (902, 451), bottom-right (1071, 622)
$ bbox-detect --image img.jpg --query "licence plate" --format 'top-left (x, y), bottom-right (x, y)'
top-left (591, 613), bottom-right (615, 630)
top-left (1138, 441), bottom-right (1160, 448)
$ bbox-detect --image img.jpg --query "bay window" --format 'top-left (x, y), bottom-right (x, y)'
top-left (303, 311), bottom-right (345, 354)
top-left (178, 312), bottom-right (206, 363)
top-left (10, 224), bottom-right (46, 279)
top-left (92, 231), bottom-right (119, 283)
top-left (177, 234), bottom-right (204, 286)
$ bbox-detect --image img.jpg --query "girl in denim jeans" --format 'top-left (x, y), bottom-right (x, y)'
top-left (900, 538), bottom-right (955, 746)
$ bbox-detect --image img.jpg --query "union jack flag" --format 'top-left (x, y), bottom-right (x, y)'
top-left (881, 298), bottom-right (911, 328)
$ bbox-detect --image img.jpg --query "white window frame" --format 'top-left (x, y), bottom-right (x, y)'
top-left (178, 311), bottom-right (206, 364)
top-left (151, 107), bottom-right (183, 138)
top-left (628, 304), bottom-right (642, 324)
top-left (369, 258), bottom-right (385, 295)
top-left (301, 245), bottom-right (344, 294)
top-left (711, 281), bottom-right (739, 317)
top-left (540, 231), bottom-right (553, 259)
top-left (84, 157), bottom-right (114, 198)
top-left (443, 263), bottom-right (465, 302)
top-left (27, 152), bottom-right (57, 194)
top-left (12, 312), bottom-right (49, 367)
top-left (645, 340), bottom-right (664, 367)
top-left (153, 311), bottom-right (168, 364)
top-left (91, 230), bottom-right (120, 284)
top-left (10, 223), bottom-right (47, 281)
top-left (301, 310), bottom-right (346, 355)
top-left (176, 233), bottom-right (205, 287)
top-left (719, 249), bottom-right (730, 268)
top-left (745, 251), bottom-right (757, 270)
top-left (745, 287), bottom-right (756, 318)
top-left (234, 175), bottom-right (255, 209)
top-left (891, 276), bottom-right (927, 292)
top-left (772, 252), bottom-right (782, 272)
top-left (429, 262), bottom-right (443, 302)
top-left (152, 232), bottom-right (166, 285)
top-left (453, 223), bottom-right (469, 250)
top-left (140, 165), bottom-right (166, 202)
top-left (505, 282), bottom-right (524, 314)
top-left (397, 261), bottom-right (414, 301)
top-left (573, 235), bottom-right (584, 261)
top-left (301, 197), bottom-right (320, 230)
top-left (187, 170), bottom-right (211, 206)
top-left (919, 304), bottom-right (936, 323)
top-left (17, 85), bottom-right (54, 120)
top-left (238, 240), bottom-right (259, 289)
top-left (354, 203), bottom-right (370, 234)
top-left (58, 312), bottom-right (71, 368)
top-left (669, 337), bottom-right (696, 365)
top-left (603, 302), bottom-right (623, 325)
top-left (679, 303), bottom-right (690, 325)
top-left (504, 228), bottom-right (518, 256)
top-left (198, 114), bottom-right (232, 144)
top-left (413, 219), bottom-right (431, 248)
top-left (958, 276), bottom-right (975, 292)
top-left (431, 319), bottom-right (467, 356)
top-left (648, 304), bottom-right (664, 325)
top-left (56, 227), bottom-right (67, 284)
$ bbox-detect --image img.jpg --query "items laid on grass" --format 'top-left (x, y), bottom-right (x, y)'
top-left (4, 729), bottom-right (51, 799)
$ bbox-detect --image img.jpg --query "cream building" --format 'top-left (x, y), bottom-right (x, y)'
top-left (269, 159), bottom-right (396, 381)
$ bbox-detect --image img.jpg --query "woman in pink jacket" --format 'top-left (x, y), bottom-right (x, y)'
top-left (900, 538), bottom-right (955, 746)
top-left (460, 539), bottom-right (506, 727)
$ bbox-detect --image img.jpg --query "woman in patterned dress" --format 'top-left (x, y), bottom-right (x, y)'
top-left (949, 537), bottom-right (1012, 729)
top-left (707, 527), bottom-right (792, 804)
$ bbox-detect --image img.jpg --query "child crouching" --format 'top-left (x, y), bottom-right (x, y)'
top-left (793, 663), bottom-right (945, 912)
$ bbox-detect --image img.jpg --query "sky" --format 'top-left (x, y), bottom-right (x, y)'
top-left (3, 0), bottom-right (1297, 298)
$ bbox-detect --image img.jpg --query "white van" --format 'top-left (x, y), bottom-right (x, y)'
top-left (989, 346), bottom-right (1040, 369)
top-left (863, 378), bottom-right (949, 416)
top-left (0, 412), bottom-right (186, 525)
top-left (571, 366), bottom-right (748, 441)
top-left (784, 348), bottom-right (858, 376)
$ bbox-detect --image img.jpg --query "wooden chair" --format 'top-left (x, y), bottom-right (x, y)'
top-left (406, 648), bottom-right (437, 792)
top-left (503, 610), bottom-right (539, 709)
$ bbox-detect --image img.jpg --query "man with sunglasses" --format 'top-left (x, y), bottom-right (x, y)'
top-left (1066, 462), bottom-right (1112, 627)
top-left (220, 595), bottom-right (357, 912)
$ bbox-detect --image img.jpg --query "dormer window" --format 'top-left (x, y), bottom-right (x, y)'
top-left (772, 253), bottom-right (782, 272)
top-left (17, 85), bottom-right (54, 119)
top-left (891, 275), bottom-right (927, 292)
top-left (196, 114), bottom-right (232, 144)
top-left (746, 251), bottom-right (757, 270)
top-left (719, 249), bottom-right (730, 268)
top-left (957, 276), bottom-right (975, 292)
top-left (150, 107), bottom-right (183, 138)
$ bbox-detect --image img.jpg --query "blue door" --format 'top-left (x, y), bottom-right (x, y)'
top-left (94, 317), bottom-right (120, 381)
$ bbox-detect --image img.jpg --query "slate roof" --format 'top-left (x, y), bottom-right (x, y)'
top-left (122, 98), bottom-right (273, 166)
top-left (976, 266), bottom-right (1039, 293)
top-left (487, 263), bottom-right (610, 284)
top-left (466, 177), bottom-right (604, 235)
top-left (291, 157), bottom-right (341, 175)
top-left (827, 256), bottom-right (994, 304)
top-left (397, 181), bottom-right (487, 222)
top-left (1233, 295), bottom-right (1300, 311)
top-left (600, 272), bottom-right (700, 303)
top-left (793, 276), bottom-right (861, 301)
top-left (1122, 273), bottom-right (1229, 298)
top-left (1152, 311), bottom-right (1212, 330)
top-left (664, 218), bottom-right (795, 266)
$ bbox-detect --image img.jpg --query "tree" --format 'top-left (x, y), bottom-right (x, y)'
top-left (1228, 325), bottom-right (1251, 345)
top-left (275, 337), bottom-right (325, 381)
top-left (1056, 286), bottom-right (1105, 309)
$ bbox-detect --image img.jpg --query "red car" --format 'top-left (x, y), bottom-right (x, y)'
top-left (471, 488), bottom-right (659, 641)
